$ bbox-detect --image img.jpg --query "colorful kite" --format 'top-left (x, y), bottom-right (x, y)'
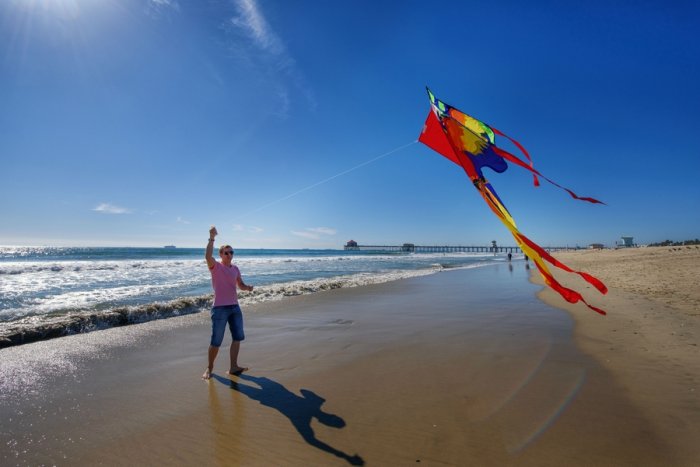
top-left (418, 88), bottom-right (608, 314)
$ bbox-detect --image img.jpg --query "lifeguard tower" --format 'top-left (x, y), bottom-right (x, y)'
top-left (620, 236), bottom-right (635, 247)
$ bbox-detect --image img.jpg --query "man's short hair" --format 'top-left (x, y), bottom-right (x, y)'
top-left (219, 244), bottom-right (233, 255)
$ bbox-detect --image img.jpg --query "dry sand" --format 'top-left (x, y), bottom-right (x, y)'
top-left (553, 245), bottom-right (700, 316)
top-left (537, 246), bottom-right (700, 464)
top-left (1, 250), bottom-right (699, 466)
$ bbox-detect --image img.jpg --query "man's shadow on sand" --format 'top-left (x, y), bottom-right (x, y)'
top-left (212, 373), bottom-right (364, 466)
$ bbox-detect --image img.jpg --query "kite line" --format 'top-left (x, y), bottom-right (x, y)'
top-left (237, 140), bottom-right (417, 220)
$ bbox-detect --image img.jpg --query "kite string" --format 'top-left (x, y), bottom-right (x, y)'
top-left (236, 140), bottom-right (417, 220)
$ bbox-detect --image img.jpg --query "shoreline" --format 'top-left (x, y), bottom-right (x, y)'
top-left (1, 257), bottom-right (697, 465)
top-left (0, 265), bottom-right (451, 348)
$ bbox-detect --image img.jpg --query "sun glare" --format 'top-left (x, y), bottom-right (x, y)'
top-left (15, 0), bottom-right (81, 16)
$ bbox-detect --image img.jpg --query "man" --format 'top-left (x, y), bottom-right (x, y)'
top-left (203, 226), bottom-right (254, 380)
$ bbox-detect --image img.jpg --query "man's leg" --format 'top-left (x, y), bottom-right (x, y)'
top-left (227, 306), bottom-right (248, 375)
top-left (228, 340), bottom-right (248, 375)
top-left (203, 345), bottom-right (219, 379)
top-left (204, 306), bottom-right (227, 380)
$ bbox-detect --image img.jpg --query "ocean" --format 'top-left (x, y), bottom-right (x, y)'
top-left (0, 246), bottom-right (508, 347)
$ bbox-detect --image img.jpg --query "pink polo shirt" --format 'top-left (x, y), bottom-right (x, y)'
top-left (209, 261), bottom-right (240, 306)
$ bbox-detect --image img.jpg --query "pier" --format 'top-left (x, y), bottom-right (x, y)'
top-left (344, 241), bottom-right (573, 254)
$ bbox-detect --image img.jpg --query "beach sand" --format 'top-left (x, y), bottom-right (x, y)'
top-left (1, 251), bottom-right (698, 466)
top-left (537, 246), bottom-right (700, 464)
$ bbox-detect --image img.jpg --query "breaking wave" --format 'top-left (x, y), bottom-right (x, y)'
top-left (0, 265), bottom-right (474, 348)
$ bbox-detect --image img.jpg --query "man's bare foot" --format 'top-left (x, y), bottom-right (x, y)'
top-left (202, 367), bottom-right (213, 380)
top-left (226, 366), bottom-right (249, 376)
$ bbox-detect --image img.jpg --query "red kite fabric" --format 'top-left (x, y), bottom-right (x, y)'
top-left (419, 88), bottom-right (607, 314)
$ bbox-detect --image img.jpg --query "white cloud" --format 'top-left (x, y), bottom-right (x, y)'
top-left (291, 227), bottom-right (337, 239)
top-left (233, 224), bottom-right (263, 233)
top-left (93, 203), bottom-right (131, 214)
top-left (150, 0), bottom-right (179, 9)
top-left (307, 227), bottom-right (337, 236)
top-left (291, 230), bottom-right (320, 240)
top-left (230, 0), bottom-right (283, 54)
top-left (176, 216), bottom-right (190, 224)
top-left (227, 0), bottom-right (316, 114)
top-left (146, 0), bottom-right (180, 18)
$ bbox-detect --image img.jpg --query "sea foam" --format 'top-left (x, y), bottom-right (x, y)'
top-left (0, 263), bottom-right (496, 348)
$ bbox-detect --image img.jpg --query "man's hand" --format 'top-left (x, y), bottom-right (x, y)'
top-left (209, 225), bottom-right (218, 239)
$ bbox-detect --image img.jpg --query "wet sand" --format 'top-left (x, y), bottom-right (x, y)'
top-left (0, 259), bottom-right (694, 465)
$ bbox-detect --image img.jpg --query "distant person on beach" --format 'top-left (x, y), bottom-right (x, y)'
top-left (203, 226), bottom-right (254, 380)
top-left (507, 252), bottom-right (512, 261)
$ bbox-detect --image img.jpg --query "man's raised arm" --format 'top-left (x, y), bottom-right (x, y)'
top-left (206, 226), bottom-right (217, 269)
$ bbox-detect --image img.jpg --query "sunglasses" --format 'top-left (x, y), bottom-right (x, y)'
top-left (223, 251), bottom-right (234, 256)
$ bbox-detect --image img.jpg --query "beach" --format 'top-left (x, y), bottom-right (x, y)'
top-left (538, 246), bottom-right (700, 465)
top-left (1, 248), bottom-right (699, 465)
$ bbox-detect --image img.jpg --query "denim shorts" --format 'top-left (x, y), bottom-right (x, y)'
top-left (210, 304), bottom-right (245, 347)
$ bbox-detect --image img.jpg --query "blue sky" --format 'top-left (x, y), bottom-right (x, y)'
top-left (1, 0), bottom-right (699, 249)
